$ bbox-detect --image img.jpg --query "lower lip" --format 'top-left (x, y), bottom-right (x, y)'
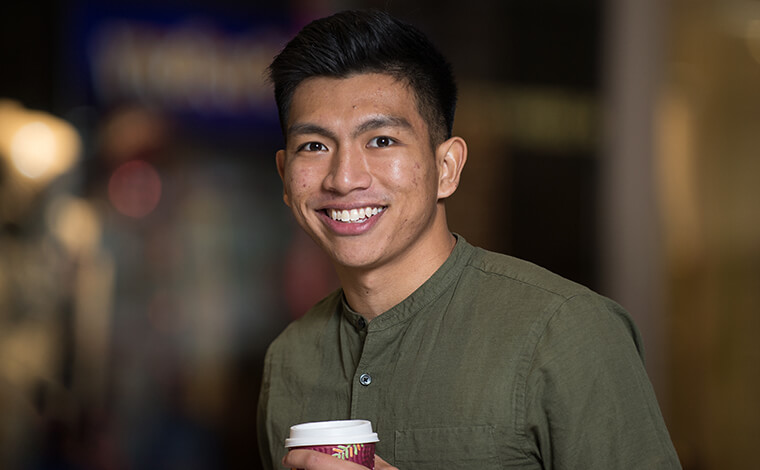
top-left (320, 209), bottom-right (384, 236)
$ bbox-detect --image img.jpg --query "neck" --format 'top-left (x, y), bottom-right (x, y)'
top-left (336, 223), bottom-right (456, 321)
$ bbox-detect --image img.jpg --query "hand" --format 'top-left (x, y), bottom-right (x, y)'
top-left (282, 449), bottom-right (398, 470)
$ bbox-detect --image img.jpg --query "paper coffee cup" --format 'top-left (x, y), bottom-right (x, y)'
top-left (285, 420), bottom-right (379, 469)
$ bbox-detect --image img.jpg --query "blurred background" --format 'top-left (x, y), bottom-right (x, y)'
top-left (0, 0), bottom-right (758, 468)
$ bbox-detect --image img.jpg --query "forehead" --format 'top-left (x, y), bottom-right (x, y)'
top-left (287, 73), bottom-right (425, 130)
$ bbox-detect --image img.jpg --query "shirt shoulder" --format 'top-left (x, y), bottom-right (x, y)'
top-left (266, 288), bottom-right (343, 358)
top-left (458, 244), bottom-right (643, 356)
top-left (464, 245), bottom-right (594, 300)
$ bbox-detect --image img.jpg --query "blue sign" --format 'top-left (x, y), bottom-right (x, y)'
top-left (63, 2), bottom-right (298, 138)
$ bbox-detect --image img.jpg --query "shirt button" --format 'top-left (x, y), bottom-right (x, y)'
top-left (359, 373), bottom-right (372, 386)
top-left (357, 318), bottom-right (367, 330)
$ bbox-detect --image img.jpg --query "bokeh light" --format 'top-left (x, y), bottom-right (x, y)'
top-left (108, 159), bottom-right (162, 218)
top-left (0, 100), bottom-right (81, 183)
top-left (10, 121), bottom-right (57, 178)
top-left (47, 195), bottom-right (102, 257)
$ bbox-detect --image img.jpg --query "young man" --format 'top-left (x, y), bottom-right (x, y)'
top-left (258, 10), bottom-right (681, 470)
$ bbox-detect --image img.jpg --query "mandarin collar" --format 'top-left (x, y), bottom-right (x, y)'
top-left (340, 234), bottom-right (474, 331)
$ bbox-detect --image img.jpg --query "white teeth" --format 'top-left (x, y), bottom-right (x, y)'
top-left (328, 206), bottom-right (384, 223)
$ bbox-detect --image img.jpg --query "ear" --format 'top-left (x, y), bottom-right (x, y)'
top-left (435, 136), bottom-right (467, 200)
top-left (275, 149), bottom-right (291, 207)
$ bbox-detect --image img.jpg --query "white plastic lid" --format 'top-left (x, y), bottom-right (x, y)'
top-left (285, 420), bottom-right (379, 447)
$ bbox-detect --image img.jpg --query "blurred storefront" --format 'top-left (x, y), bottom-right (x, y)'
top-left (1, 2), bottom-right (333, 468)
top-left (657, 1), bottom-right (760, 467)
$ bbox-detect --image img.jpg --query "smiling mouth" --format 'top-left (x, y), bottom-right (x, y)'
top-left (326, 206), bottom-right (386, 223)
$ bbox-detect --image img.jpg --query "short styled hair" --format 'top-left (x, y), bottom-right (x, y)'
top-left (267, 10), bottom-right (458, 147)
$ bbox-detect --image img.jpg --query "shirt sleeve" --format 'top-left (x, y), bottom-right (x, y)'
top-left (522, 294), bottom-right (681, 469)
top-left (257, 345), bottom-right (277, 470)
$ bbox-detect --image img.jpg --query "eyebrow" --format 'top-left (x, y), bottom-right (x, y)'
top-left (287, 123), bottom-right (338, 142)
top-left (351, 115), bottom-right (413, 138)
top-left (286, 115), bottom-right (413, 142)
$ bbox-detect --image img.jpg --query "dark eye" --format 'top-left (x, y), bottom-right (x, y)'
top-left (299, 142), bottom-right (327, 152)
top-left (368, 136), bottom-right (395, 148)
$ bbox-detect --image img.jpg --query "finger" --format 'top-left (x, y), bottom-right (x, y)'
top-left (283, 449), bottom-right (370, 469)
top-left (374, 454), bottom-right (399, 470)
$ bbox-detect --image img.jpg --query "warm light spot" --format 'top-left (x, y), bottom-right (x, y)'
top-left (0, 101), bottom-right (81, 185)
top-left (747, 19), bottom-right (760, 64)
top-left (10, 121), bottom-right (57, 178)
top-left (47, 196), bottom-right (102, 256)
top-left (108, 160), bottom-right (162, 218)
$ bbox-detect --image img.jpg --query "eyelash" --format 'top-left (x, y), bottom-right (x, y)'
top-left (295, 136), bottom-right (397, 153)
top-left (368, 136), bottom-right (396, 148)
top-left (297, 142), bottom-right (327, 152)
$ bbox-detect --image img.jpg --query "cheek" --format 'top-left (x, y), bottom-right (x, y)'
top-left (386, 159), bottom-right (405, 185)
top-left (384, 158), bottom-right (430, 189)
top-left (286, 166), bottom-right (317, 196)
top-left (410, 161), bottom-right (438, 195)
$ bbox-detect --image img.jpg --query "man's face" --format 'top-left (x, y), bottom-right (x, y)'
top-left (276, 73), bottom-right (446, 271)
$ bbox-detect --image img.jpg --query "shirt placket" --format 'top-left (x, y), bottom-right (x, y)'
top-left (349, 322), bottom-right (386, 426)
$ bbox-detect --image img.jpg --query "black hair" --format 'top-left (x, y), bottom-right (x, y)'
top-left (267, 10), bottom-right (457, 147)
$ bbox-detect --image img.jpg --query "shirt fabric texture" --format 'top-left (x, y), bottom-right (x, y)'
top-left (257, 235), bottom-right (681, 469)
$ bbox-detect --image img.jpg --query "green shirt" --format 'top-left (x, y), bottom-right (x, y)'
top-left (258, 236), bottom-right (681, 469)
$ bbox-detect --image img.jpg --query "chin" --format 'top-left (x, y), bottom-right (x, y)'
top-left (327, 246), bottom-right (386, 271)
top-left (329, 252), bottom-right (377, 270)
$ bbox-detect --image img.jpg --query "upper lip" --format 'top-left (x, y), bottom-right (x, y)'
top-left (317, 202), bottom-right (387, 211)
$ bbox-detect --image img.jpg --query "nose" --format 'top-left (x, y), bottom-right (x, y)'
top-left (322, 146), bottom-right (372, 194)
